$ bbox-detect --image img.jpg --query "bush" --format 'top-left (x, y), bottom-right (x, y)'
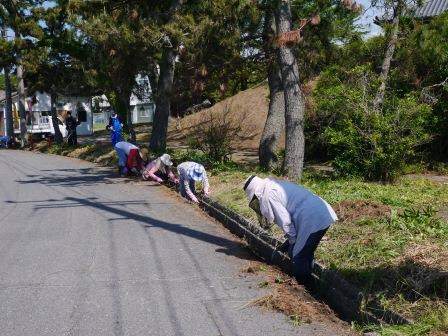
top-left (187, 101), bottom-right (254, 163)
top-left (170, 148), bottom-right (240, 172)
top-left (314, 65), bottom-right (433, 182)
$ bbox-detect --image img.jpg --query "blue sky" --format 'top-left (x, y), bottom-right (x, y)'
top-left (357, 0), bottom-right (383, 36)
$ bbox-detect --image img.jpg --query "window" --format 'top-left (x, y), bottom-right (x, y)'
top-left (138, 105), bottom-right (150, 117)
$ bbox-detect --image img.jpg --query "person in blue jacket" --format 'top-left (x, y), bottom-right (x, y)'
top-left (106, 111), bottom-right (123, 146)
top-left (0, 135), bottom-right (11, 148)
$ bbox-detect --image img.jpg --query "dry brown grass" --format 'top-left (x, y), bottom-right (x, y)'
top-left (167, 84), bottom-right (280, 152)
top-left (333, 200), bottom-right (391, 223)
top-left (241, 261), bottom-right (356, 334)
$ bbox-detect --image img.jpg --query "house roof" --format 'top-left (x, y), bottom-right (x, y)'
top-left (415, 0), bottom-right (448, 18)
top-left (375, 0), bottom-right (448, 23)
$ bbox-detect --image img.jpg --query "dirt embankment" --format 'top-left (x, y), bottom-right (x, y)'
top-left (167, 84), bottom-right (283, 152)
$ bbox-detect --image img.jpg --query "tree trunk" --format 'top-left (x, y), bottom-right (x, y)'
top-left (259, 8), bottom-right (285, 169)
top-left (4, 66), bottom-right (14, 139)
top-left (372, 4), bottom-right (401, 113)
top-left (148, 0), bottom-right (183, 152)
top-left (50, 92), bottom-right (63, 144)
top-left (259, 64), bottom-right (285, 169)
top-left (275, 0), bottom-right (305, 180)
top-left (17, 59), bottom-right (28, 147)
top-left (119, 90), bottom-right (135, 142)
top-left (149, 45), bottom-right (176, 152)
top-left (126, 107), bottom-right (135, 143)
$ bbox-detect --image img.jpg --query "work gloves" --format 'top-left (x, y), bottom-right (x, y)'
top-left (276, 236), bottom-right (295, 258)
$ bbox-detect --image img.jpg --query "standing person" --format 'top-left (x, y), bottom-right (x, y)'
top-left (114, 141), bottom-right (148, 177)
top-left (177, 162), bottom-right (210, 203)
top-left (243, 175), bottom-right (338, 288)
top-left (65, 111), bottom-right (80, 146)
top-left (106, 111), bottom-right (123, 146)
top-left (142, 153), bottom-right (179, 183)
top-left (0, 135), bottom-right (11, 148)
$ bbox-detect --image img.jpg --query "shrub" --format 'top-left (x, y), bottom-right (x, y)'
top-left (314, 65), bottom-right (433, 182)
top-left (187, 101), bottom-right (255, 163)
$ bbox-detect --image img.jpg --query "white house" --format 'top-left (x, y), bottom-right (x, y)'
top-left (0, 90), bottom-right (93, 137)
top-left (92, 74), bottom-right (155, 127)
top-left (130, 74), bottom-right (155, 124)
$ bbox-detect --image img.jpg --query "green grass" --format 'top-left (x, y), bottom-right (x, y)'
top-left (359, 307), bottom-right (448, 335)
top-left (203, 166), bottom-right (448, 334)
top-left (302, 175), bottom-right (448, 209)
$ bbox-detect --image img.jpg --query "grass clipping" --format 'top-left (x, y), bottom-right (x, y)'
top-left (242, 263), bottom-right (351, 332)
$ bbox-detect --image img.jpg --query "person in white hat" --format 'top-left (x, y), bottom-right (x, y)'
top-left (243, 175), bottom-right (337, 288)
top-left (177, 161), bottom-right (210, 203)
top-left (142, 153), bottom-right (179, 183)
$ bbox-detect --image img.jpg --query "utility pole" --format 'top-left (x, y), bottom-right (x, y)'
top-left (10, 0), bottom-right (28, 146)
top-left (2, 22), bottom-right (14, 139)
top-left (16, 43), bottom-right (28, 146)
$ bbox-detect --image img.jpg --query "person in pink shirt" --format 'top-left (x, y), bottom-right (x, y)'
top-left (142, 154), bottom-right (179, 183)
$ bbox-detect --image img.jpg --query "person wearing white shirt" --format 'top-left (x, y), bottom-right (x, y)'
top-left (243, 175), bottom-right (338, 287)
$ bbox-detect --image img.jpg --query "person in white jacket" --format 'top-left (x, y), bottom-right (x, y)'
top-left (243, 175), bottom-right (338, 287)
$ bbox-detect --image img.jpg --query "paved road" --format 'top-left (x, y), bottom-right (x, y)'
top-left (0, 151), bottom-right (340, 336)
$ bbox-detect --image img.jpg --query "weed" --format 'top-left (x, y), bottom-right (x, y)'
top-left (390, 206), bottom-right (447, 238)
top-left (275, 276), bottom-right (285, 284)
top-left (288, 314), bottom-right (303, 327)
top-left (361, 306), bottom-right (448, 335)
top-left (258, 281), bottom-right (269, 288)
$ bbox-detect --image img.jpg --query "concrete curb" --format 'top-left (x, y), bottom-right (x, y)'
top-left (198, 195), bottom-right (411, 326)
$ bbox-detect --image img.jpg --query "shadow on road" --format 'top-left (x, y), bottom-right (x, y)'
top-left (6, 195), bottom-right (255, 335)
top-left (6, 196), bottom-right (256, 262)
top-left (16, 167), bottom-right (146, 187)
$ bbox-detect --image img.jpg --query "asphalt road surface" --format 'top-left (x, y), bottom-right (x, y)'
top-left (0, 151), bottom-right (342, 336)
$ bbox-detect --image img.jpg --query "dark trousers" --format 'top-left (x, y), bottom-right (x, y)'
top-left (292, 228), bottom-right (328, 287)
top-left (67, 130), bottom-right (77, 146)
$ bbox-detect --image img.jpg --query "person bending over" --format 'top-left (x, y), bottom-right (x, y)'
top-left (243, 175), bottom-right (337, 288)
top-left (142, 153), bottom-right (178, 184)
top-left (114, 141), bottom-right (148, 177)
top-left (177, 162), bottom-right (209, 203)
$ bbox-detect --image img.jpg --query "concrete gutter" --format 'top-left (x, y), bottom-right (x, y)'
top-left (198, 195), bottom-right (412, 326)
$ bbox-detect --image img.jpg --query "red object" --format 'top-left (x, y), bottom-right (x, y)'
top-left (127, 149), bottom-right (143, 170)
